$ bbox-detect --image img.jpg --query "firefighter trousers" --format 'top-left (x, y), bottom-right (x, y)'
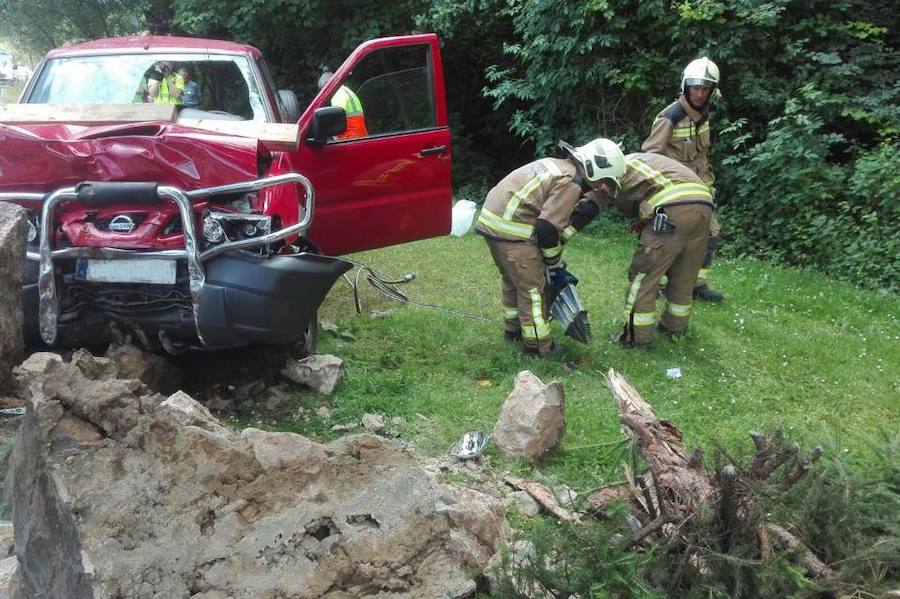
top-left (485, 239), bottom-right (553, 354)
top-left (622, 203), bottom-right (712, 345)
top-left (696, 211), bottom-right (721, 288)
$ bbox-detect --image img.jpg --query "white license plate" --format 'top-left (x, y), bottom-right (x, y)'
top-left (77, 259), bottom-right (177, 285)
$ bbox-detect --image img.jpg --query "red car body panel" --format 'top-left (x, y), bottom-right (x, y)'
top-left (0, 122), bottom-right (265, 248)
top-left (45, 36), bottom-right (264, 59)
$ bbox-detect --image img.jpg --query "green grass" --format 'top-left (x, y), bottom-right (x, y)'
top-left (274, 217), bottom-right (900, 492)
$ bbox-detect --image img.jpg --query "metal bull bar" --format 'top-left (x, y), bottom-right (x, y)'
top-left (4, 173), bottom-right (314, 346)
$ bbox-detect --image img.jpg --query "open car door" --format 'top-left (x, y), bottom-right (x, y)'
top-left (287, 34), bottom-right (452, 256)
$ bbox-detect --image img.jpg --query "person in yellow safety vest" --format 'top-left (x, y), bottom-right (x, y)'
top-left (590, 150), bottom-right (716, 346)
top-left (642, 57), bottom-right (724, 303)
top-left (317, 71), bottom-right (368, 139)
top-left (145, 61), bottom-right (183, 104)
top-left (474, 138), bottom-right (625, 358)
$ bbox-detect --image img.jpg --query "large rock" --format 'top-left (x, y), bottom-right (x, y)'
top-left (281, 354), bottom-right (345, 395)
top-left (0, 203), bottom-right (27, 395)
top-left (492, 370), bottom-right (565, 464)
top-left (5, 351), bottom-right (510, 598)
top-left (106, 343), bottom-right (182, 394)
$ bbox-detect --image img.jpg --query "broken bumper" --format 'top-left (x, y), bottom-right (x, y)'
top-left (11, 173), bottom-right (350, 350)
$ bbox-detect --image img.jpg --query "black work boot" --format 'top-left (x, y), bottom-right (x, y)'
top-left (693, 284), bottom-right (724, 303)
top-left (504, 330), bottom-right (522, 342)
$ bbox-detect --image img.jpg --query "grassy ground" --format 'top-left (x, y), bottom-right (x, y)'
top-left (272, 216), bottom-right (899, 492)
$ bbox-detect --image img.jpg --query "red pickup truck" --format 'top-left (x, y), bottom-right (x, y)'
top-left (0, 34), bottom-right (452, 353)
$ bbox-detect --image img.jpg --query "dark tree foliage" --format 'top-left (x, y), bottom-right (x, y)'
top-left (1, 0), bottom-right (896, 289)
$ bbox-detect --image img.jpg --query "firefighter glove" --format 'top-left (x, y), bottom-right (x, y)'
top-left (546, 263), bottom-right (578, 293)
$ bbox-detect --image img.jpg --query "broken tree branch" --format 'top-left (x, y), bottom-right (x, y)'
top-left (504, 476), bottom-right (581, 523)
top-left (629, 515), bottom-right (676, 548)
top-left (766, 523), bottom-right (834, 579)
top-left (718, 465), bottom-right (739, 552)
top-left (606, 369), bottom-right (715, 514)
top-left (757, 524), bottom-right (773, 561)
top-left (782, 446), bottom-right (823, 489)
top-left (757, 442), bottom-right (799, 481)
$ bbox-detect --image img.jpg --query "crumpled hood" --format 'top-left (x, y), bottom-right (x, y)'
top-left (0, 121), bottom-right (263, 194)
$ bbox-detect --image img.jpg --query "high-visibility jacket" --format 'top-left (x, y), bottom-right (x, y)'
top-left (608, 153), bottom-right (714, 220)
top-left (154, 74), bottom-right (184, 105)
top-left (641, 95), bottom-right (714, 188)
top-left (475, 158), bottom-right (593, 251)
top-left (332, 85), bottom-right (368, 139)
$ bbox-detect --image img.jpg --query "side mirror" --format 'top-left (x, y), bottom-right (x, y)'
top-left (278, 89), bottom-right (301, 123)
top-left (306, 106), bottom-right (347, 146)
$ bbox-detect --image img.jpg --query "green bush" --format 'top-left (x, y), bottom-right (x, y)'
top-left (718, 85), bottom-right (900, 292)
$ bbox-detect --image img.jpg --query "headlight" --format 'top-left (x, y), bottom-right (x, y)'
top-left (202, 212), bottom-right (272, 245)
top-left (202, 216), bottom-right (226, 243)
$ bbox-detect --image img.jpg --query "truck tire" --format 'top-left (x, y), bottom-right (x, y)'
top-left (278, 90), bottom-right (301, 123)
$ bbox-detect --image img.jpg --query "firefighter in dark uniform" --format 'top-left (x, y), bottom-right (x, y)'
top-left (475, 139), bottom-right (626, 357)
top-left (594, 152), bottom-right (716, 346)
top-left (642, 57), bottom-right (724, 302)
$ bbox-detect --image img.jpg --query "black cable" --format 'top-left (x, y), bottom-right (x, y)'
top-left (340, 258), bottom-right (491, 322)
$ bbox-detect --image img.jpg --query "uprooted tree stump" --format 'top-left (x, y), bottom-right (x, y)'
top-left (587, 369), bottom-right (831, 587)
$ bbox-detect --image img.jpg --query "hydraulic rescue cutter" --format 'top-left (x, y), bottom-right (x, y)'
top-left (550, 281), bottom-right (592, 344)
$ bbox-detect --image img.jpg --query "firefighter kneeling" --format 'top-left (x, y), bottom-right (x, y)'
top-left (475, 139), bottom-right (625, 357)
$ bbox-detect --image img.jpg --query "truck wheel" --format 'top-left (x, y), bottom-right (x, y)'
top-left (289, 237), bottom-right (322, 358)
top-left (278, 90), bottom-right (301, 123)
top-left (290, 315), bottom-right (318, 358)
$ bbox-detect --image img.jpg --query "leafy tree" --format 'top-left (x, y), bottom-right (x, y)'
top-left (0, 0), bottom-right (144, 57)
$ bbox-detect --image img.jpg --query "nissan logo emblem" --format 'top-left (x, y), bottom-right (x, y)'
top-left (109, 215), bottom-right (136, 233)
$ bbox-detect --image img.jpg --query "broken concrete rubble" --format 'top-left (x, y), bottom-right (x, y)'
top-left (362, 412), bottom-right (385, 432)
top-left (105, 342), bottom-right (183, 395)
top-left (492, 370), bottom-right (566, 464)
top-left (6, 350), bottom-right (510, 598)
top-left (0, 203), bottom-right (27, 395)
top-left (281, 354), bottom-right (345, 395)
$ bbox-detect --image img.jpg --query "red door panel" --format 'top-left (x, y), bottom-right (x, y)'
top-left (286, 34), bottom-right (452, 256)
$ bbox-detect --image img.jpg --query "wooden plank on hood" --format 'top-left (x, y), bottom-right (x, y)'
top-left (175, 119), bottom-right (301, 152)
top-left (0, 103), bottom-right (176, 124)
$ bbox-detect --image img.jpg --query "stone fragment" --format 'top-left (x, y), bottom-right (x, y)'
top-left (331, 423), bottom-right (358, 433)
top-left (0, 203), bottom-right (27, 395)
top-left (362, 412), bottom-right (385, 432)
top-left (503, 490), bottom-right (541, 517)
top-left (106, 343), bottom-right (182, 394)
top-left (492, 370), bottom-right (565, 464)
top-left (281, 354), bottom-right (345, 395)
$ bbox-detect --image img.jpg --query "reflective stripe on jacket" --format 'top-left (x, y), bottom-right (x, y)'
top-left (475, 158), bottom-right (583, 243)
top-left (608, 153), bottom-right (713, 220)
top-left (641, 95), bottom-right (714, 187)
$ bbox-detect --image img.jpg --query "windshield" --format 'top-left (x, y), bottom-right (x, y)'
top-left (27, 53), bottom-right (269, 121)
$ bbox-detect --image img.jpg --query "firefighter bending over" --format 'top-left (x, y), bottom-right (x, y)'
top-left (474, 139), bottom-right (625, 357)
top-left (593, 151), bottom-right (716, 347)
top-left (642, 57), bottom-right (724, 302)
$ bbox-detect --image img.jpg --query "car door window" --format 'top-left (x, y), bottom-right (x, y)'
top-left (328, 44), bottom-right (435, 141)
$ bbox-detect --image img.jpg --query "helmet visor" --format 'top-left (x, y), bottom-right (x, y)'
top-left (684, 78), bottom-right (716, 88)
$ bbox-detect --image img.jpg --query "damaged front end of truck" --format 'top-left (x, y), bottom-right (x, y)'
top-left (1, 122), bottom-right (350, 354)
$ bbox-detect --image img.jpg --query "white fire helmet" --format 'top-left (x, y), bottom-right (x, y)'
top-left (681, 57), bottom-right (719, 92)
top-left (569, 138), bottom-right (626, 186)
